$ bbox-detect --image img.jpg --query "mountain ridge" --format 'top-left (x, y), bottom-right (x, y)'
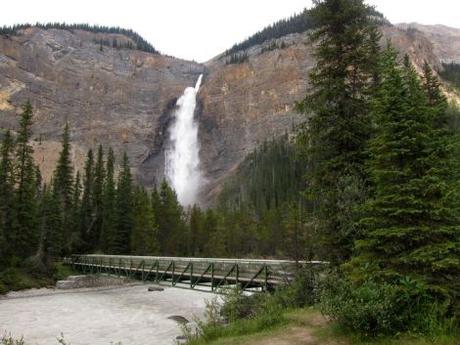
top-left (1, 20), bottom-right (459, 203)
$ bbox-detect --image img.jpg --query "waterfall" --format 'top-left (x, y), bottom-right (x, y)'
top-left (165, 74), bottom-right (204, 206)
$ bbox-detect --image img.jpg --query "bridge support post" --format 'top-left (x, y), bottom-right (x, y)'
top-left (211, 263), bottom-right (215, 292)
top-left (236, 264), bottom-right (239, 289)
top-left (190, 262), bottom-right (193, 288)
top-left (155, 260), bottom-right (159, 283)
top-left (264, 265), bottom-right (268, 292)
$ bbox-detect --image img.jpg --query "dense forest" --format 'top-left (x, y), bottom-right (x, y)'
top-left (223, 6), bottom-right (387, 57)
top-left (223, 10), bottom-right (315, 57)
top-left (0, 23), bottom-right (158, 54)
top-left (440, 62), bottom-right (460, 89)
top-left (0, 109), bottom-right (310, 293)
top-left (196, 0), bottom-right (459, 342)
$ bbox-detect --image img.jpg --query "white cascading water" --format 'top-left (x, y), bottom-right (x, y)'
top-left (165, 74), bottom-right (204, 206)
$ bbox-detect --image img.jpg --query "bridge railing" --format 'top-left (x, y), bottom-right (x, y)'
top-left (66, 254), bottom-right (327, 292)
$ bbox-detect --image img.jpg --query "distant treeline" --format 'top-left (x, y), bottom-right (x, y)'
top-left (0, 23), bottom-right (159, 54)
top-left (439, 62), bottom-right (460, 89)
top-left (223, 7), bottom-right (388, 57)
top-left (223, 10), bottom-right (314, 57)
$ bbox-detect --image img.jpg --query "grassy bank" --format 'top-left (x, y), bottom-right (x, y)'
top-left (0, 263), bottom-right (76, 294)
top-left (188, 307), bottom-right (460, 345)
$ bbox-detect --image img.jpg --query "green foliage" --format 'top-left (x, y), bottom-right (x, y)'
top-left (189, 205), bottom-right (204, 256)
top-left (113, 152), bottom-right (133, 254)
top-left (40, 184), bottom-right (63, 258)
top-left (223, 10), bottom-right (314, 57)
top-left (130, 187), bottom-right (159, 255)
top-left (0, 130), bottom-right (15, 266)
top-left (296, 0), bottom-right (382, 264)
top-left (100, 148), bottom-right (116, 253)
top-left (223, 5), bottom-right (386, 57)
top-left (13, 101), bottom-right (40, 259)
top-left (156, 180), bottom-right (186, 255)
top-left (225, 52), bottom-right (248, 65)
top-left (186, 267), bottom-right (322, 344)
top-left (352, 48), bottom-right (460, 316)
top-left (52, 123), bottom-right (74, 254)
top-left (0, 334), bottom-right (25, 345)
top-left (439, 62), bottom-right (460, 89)
top-left (320, 274), bottom-right (455, 337)
top-left (0, 23), bottom-right (158, 54)
top-left (0, 267), bottom-right (53, 293)
top-left (79, 149), bottom-right (94, 251)
top-left (219, 134), bottom-right (304, 213)
top-left (91, 145), bottom-right (105, 248)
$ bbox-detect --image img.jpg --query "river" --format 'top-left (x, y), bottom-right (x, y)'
top-left (0, 284), bottom-right (211, 345)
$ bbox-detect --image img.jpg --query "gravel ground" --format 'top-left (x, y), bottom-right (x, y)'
top-left (0, 284), bottom-right (212, 345)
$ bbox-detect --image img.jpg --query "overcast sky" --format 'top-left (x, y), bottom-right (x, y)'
top-left (1, 0), bottom-right (458, 62)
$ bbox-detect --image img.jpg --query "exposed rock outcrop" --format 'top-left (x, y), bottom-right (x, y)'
top-left (0, 23), bottom-right (459, 203)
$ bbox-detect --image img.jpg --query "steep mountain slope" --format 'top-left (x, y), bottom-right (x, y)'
top-left (0, 27), bottom-right (204, 183)
top-left (0, 21), bottom-right (459, 203)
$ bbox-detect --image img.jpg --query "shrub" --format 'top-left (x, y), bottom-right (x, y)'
top-left (0, 334), bottom-right (25, 345)
top-left (319, 274), bottom-right (452, 337)
top-left (272, 266), bottom-right (320, 308)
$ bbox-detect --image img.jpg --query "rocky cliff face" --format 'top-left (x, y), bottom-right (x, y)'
top-left (0, 27), bottom-right (204, 183)
top-left (0, 23), bottom-right (459, 203)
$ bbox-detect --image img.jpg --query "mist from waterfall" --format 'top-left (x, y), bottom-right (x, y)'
top-left (165, 74), bottom-right (204, 206)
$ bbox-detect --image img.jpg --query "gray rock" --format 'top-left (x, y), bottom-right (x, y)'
top-left (0, 25), bottom-right (458, 205)
top-left (167, 315), bottom-right (189, 324)
top-left (147, 286), bottom-right (164, 292)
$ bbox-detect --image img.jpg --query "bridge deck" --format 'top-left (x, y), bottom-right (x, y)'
top-left (66, 255), bottom-right (325, 292)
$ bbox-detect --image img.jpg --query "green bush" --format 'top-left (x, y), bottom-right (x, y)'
top-left (272, 266), bottom-right (320, 308)
top-left (319, 274), bottom-right (452, 337)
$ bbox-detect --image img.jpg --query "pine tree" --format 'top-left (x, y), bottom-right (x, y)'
top-left (70, 171), bottom-right (82, 252)
top-left (113, 152), bottom-right (133, 254)
top-left (92, 145), bottom-right (105, 249)
top-left (189, 205), bottom-right (204, 256)
top-left (202, 209), bottom-right (226, 257)
top-left (0, 130), bottom-right (15, 265)
top-left (353, 47), bottom-right (460, 312)
top-left (53, 123), bottom-right (74, 207)
top-left (130, 187), bottom-right (158, 255)
top-left (158, 180), bottom-right (185, 256)
top-left (79, 149), bottom-right (95, 251)
top-left (52, 123), bottom-right (74, 254)
top-left (296, 0), bottom-right (381, 263)
top-left (13, 101), bottom-right (39, 258)
top-left (40, 183), bottom-right (63, 258)
top-left (100, 148), bottom-right (116, 253)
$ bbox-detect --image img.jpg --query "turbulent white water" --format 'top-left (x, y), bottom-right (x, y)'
top-left (165, 75), bottom-right (204, 206)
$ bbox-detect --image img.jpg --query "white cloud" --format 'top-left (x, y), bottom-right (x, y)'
top-left (1, 0), bottom-right (458, 62)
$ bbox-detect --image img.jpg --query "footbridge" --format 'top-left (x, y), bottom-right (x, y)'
top-left (65, 255), bottom-right (325, 292)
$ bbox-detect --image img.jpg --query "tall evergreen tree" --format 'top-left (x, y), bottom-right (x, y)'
top-left (353, 47), bottom-right (460, 313)
top-left (100, 148), bottom-right (116, 253)
top-left (297, 0), bottom-right (381, 263)
top-left (130, 187), bottom-right (158, 255)
top-left (79, 149), bottom-right (95, 251)
top-left (92, 145), bottom-right (105, 248)
top-left (70, 171), bottom-right (82, 251)
top-left (13, 101), bottom-right (39, 258)
top-left (113, 152), bottom-right (133, 254)
top-left (40, 183), bottom-right (63, 258)
top-left (53, 123), bottom-right (74, 207)
top-left (0, 131), bottom-right (15, 264)
top-left (52, 123), bottom-right (74, 254)
top-left (189, 205), bottom-right (204, 256)
top-left (158, 180), bottom-right (185, 256)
